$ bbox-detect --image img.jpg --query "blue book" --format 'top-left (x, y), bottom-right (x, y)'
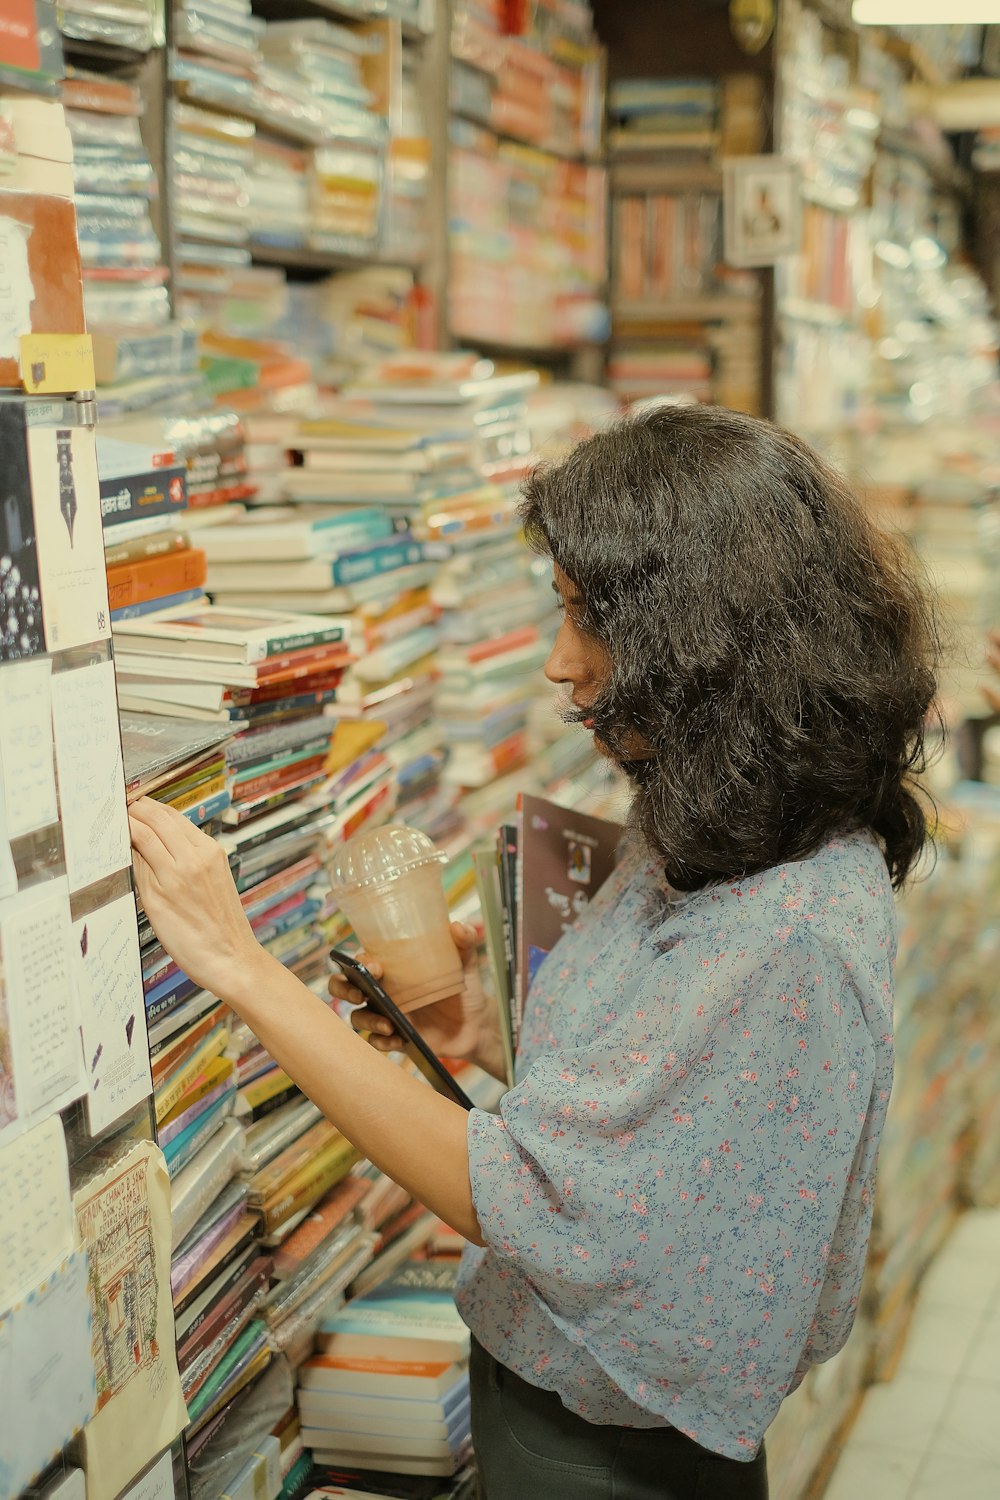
top-left (164, 1092), bottom-right (237, 1176)
top-left (317, 1260), bottom-right (468, 1362)
top-left (196, 505), bottom-right (396, 562)
top-left (182, 786), bottom-right (231, 826)
top-left (111, 586), bottom-right (204, 621)
top-left (254, 897), bottom-right (322, 949)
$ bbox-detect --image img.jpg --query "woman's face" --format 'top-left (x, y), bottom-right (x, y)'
top-left (544, 565), bottom-right (612, 736)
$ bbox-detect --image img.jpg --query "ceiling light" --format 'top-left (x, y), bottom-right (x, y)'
top-left (854, 1), bottom-right (1000, 21)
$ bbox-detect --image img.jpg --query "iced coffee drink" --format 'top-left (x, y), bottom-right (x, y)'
top-left (327, 825), bottom-right (464, 1012)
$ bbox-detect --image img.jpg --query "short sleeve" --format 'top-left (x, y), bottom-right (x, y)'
top-left (466, 923), bottom-right (879, 1446)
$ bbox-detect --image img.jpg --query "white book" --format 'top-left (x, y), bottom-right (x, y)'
top-left (112, 601), bottom-right (351, 662)
top-left (305, 1448), bottom-right (466, 1477)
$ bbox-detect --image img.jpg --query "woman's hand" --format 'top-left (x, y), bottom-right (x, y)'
top-left (330, 921), bottom-right (503, 1073)
top-left (129, 796), bottom-right (263, 1003)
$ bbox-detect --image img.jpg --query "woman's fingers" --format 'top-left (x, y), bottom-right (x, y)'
top-left (451, 921), bottom-right (478, 969)
top-left (348, 1005), bottom-right (401, 1051)
top-left (328, 952), bottom-right (384, 1006)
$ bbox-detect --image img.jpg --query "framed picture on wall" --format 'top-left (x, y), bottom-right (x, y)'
top-left (723, 155), bottom-right (802, 267)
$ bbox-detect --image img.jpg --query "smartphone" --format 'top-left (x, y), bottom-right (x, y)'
top-left (329, 948), bottom-right (475, 1112)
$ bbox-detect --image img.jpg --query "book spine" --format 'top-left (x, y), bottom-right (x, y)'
top-left (164, 1093), bottom-right (238, 1177)
top-left (104, 528), bottom-right (192, 567)
top-left (329, 539), bottom-right (424, 588)
top-left (145, 976), bottom-right (201, 1023)
top-left (153, 1026), bottom-right (227, 1122)
top-left (159, 1069), bottom-right (237, 1148)
top-left (237, 1081), bottom-right (301, 1124)
top-left (106, 547), bottom-right (207, 610)
top-left (178, 1260), bottom-right (271, 1372)
top-left (151, 1006), bottom-right (226, 1081)
top-left (183, 786), bottom-right (232, 827)
top-left (248, 623), bottom-right (348, 664)
top-left (233, 757), bottom-right (326, 805)
top-left (111, 586), bottom-right (205, 622)
top-left (258, 1142), bottom-right (358, 1235)
top-left (100, 463), bottom-right (188, 528)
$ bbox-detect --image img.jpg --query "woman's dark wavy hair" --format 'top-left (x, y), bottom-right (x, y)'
top-left (521, 403), bottom-right (939, 892)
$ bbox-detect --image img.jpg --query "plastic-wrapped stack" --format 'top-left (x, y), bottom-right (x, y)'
top-left (449, 0), bottom-right (607, 351)
top-left (58, 0), bottom-right (160, 52)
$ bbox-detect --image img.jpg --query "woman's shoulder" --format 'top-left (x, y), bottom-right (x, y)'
top-left (659, 828), bottom-right (894, 947)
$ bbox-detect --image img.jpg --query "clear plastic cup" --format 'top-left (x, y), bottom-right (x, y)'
top-left (327, 825), bottom-right (464, 1012)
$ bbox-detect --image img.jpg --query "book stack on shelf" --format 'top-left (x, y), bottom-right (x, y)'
top-left (607, 73), bottom-right (763, 414)
top-left (300, 1260), bottom-right (473, 1479)
top-left (448, 0), bottom-right (607, 352)
top-left (58, 0), bottom-right (162, 53)
top-left (773, 0), bottom-right (879, 450)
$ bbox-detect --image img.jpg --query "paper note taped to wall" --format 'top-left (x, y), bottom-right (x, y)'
top-left (0, 1249), bottom-right (97, 1499)
top-left (20, 333), bottom-right (95, 395)
top-left (0, 1114), bottom-right (73, 1312)
top-left (0, 216), bottom-right (32, 363)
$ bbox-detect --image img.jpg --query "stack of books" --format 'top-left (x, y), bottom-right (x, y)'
top-left (448, 124), bottom-right (608, 349)
top-left (62, 70), bottom-right (173, 346)
top-left (172, 0), bottom-right (263, 114)
top-left (298, 1260), bottom-right (472, 1478)
top-left (606, 342), bottom-right (714, 406)
top-left (58, 0), bottom-right (159, 52)
top-left (97, 433), bottom-right (203, 619)
top-left (104, 409), bottom-right (256, 512)
top-left (608, 78), bottom-right (720, 156)
top-left (171, 100), bottom-right (256, 318)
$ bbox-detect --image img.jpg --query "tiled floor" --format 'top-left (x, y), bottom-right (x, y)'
top-left (823, 1208), bottom-right (1000, 1500)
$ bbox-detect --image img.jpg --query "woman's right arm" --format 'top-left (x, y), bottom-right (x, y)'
top-left (330, 922), bottom-right (509, 1083)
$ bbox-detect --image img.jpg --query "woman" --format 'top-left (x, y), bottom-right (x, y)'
top-left (130, 404), bottom-right (937, 1500)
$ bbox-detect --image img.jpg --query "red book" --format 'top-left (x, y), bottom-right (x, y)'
top-left (234, 756), bottom-right (327, 805)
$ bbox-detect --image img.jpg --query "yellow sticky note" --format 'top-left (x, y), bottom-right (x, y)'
top-left (19, 333), bottom-right (95, 394)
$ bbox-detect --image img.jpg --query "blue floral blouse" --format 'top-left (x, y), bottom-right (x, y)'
top-left (456, 830), bottom-right (896, 1461)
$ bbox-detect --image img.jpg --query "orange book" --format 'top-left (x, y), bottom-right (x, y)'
top-left (272, 1176), bottom-right (371, 1280)
top-left (151, 1004), bottom-right (228, 1087)
top-left (0, 192), bottom-right (85, 387)
top-left (106, 546), bottom-right (207, 610)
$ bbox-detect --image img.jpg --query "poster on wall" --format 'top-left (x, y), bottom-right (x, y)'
top-left (723, 154), bottom-right (802, 268)
top-left (73, 1139), bottom-right (187, 1500)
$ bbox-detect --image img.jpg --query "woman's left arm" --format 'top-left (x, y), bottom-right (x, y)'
top-left (129, 797), bottom-right (484, 1245)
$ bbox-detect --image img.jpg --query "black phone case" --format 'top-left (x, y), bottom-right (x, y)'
top-left (330, 948), bottom-right (475, 1112)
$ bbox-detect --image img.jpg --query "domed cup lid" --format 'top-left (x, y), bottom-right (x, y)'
top-left (327, 824), bottom-right (446, 896)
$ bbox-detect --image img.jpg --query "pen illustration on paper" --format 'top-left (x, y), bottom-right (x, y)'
top-left (57, 429), bottom-right (78, 546)
top-left (76, 1152), bottom-right (161, 1410)
top-left (28, 424), bottom-right (111, 652)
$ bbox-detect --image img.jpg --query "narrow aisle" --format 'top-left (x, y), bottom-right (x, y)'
top-left (823, 1209), bottom-right (1000, 1500)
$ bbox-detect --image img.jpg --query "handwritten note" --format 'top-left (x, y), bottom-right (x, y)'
top-left (0, 657), bottom-right (57, 836)
top-left (28, 425), bottom-right (111, 654)
top-left (0, 1250), bottom-right (96, 1499)
top-left (74, 1140), bottom-right (187, 1500)
top-left (117, 1451), bottom-right (175, 1500)
top-left (0, 1115), bottom-right (73, 1311)
top-left (51, 660), bottom-right (130, 895)
top-left (1, 880), bottom-right (84, 1120)
top-left (72, 895), bottom-right (151, 1136)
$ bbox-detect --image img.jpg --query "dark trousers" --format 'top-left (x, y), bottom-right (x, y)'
top-left (470, 1339), bottom-right (769, 1500)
